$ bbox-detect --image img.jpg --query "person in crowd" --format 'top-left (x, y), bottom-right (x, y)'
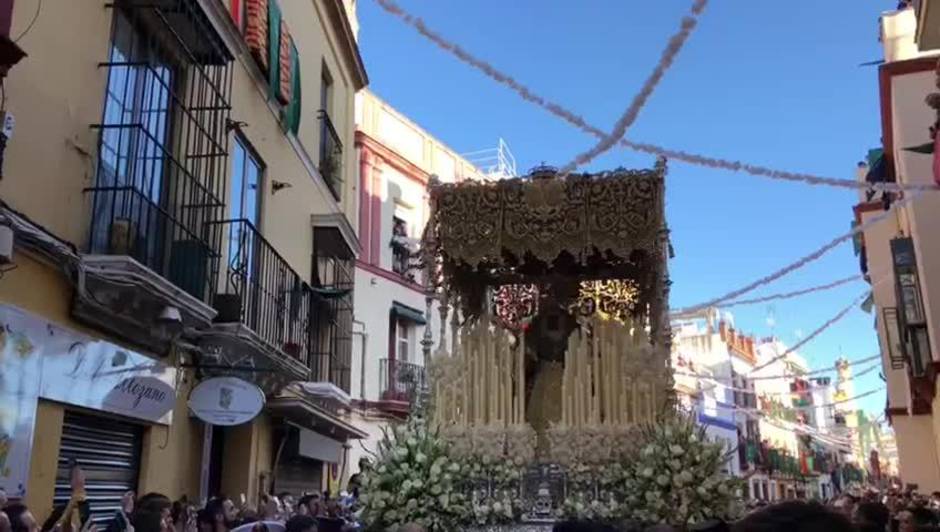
top-left (908, 506), bottom-right (937, 530)
top-left (731, 501), bottom-right (854, 532)
top-left (395, 525), bottom-right (425, 532)
top-left (195, 510), bottom-right (214, 532)
top-left (855, 501), bottom-right (891, 532)
top-left (137, 494), bottom-right (173, 532)
top-left (204, 498), bottom-right (238, 532)
top-left (296, 497), bottom-right (321, 519)
top-left (3, 505), bottom-right (39, 532)
top-left (51, 461), bottom-right (91, 532)
top-left (896, 509), bottom-right (915, 532)
top-left (131, 511), bottom-right (169, 532)
top-left (258, 496), bottom-right (280, 522)
top-left (832, 494), bottom-right (858, 521)
top-left (275, 496), bottom-right (294, 519)
top-left (284, 516), bottom-right (316, 532)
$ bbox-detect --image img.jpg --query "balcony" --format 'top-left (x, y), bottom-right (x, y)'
top-left (207, 219), bottom-right (313, 380)
top-left (378, 358), bottom-right (426, 415)
top-left (75, 0), bottom-right (232, 354)
top-left (318, 109), bottom-right (343, 200)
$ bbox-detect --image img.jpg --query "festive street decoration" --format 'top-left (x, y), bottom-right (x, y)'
top-left (558, 0), bottom-right (708, 175)
top-left (674, 193), bottom-right (917, 316)
top-left (372, 0), bottom-right (939, 193)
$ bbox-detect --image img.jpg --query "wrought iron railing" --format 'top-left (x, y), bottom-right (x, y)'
top-left (210, 219), bottom-right (314, 363)
top-left (317, 109), bottom-right (343, 200)
top-left (379, 358), bottom-right (427, 403)
top-left (310, 228), bottom-right (354, 393)
top-left (88, 0), bottom-right (232, 301)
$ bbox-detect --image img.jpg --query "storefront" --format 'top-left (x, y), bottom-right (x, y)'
top-left (267, 390), bottom-right (367, 498)
top-left (0, 301), bottom-right (191, 520)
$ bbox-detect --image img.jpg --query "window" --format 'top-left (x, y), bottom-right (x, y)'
top-left (230, 136), bottom-right (263, 227)
top-left (88, 1), bottom-right (232, 299)
top-left (225, 136), bottom-right (264, 316)
top-left (396, 319), bottom-right (410, 362)
top-left (391, 216), bottom-right (411, 276)
top-left (317, 64), bottom-right (342, 198)
top-left (320, 63), bottom-right (333, 116)
top-left (311, 227), bottom-right (355, 392)
top-left (93, 9), bottom-right (175, 266)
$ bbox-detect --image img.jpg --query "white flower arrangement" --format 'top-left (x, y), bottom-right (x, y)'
top-left (360, 417), bottom-right (469, 531)
top-left (618, 414), bottom-right (743, 527)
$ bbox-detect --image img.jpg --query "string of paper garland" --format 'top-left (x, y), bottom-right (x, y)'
top-left (674, 193), bottom-right (916, 316)
top-left (735, 387), bottom-right (886, 413)
top-left (715, 274), bottom-right (863, 309)
top-left (557, 0), bottom-right (708, 176)
top-left (371, 0), bottom-right (940, 193)
top-left (672, 353), bottom-right (881, 382)
top-left (748, 291), bottom-right (870, 374)
top-left (689, 362), bottom-right (882, 396)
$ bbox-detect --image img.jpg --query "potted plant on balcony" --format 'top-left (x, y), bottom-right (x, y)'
top-left (319, 151), bottom-right (342, 194)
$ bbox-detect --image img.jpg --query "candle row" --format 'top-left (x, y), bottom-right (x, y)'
top-left (560, 317), bottom-right (659, 427)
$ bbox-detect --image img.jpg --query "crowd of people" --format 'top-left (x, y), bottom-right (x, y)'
top-left (4, 462), bottom-right (940, 532)
top-left (0, 464), bottom-right (366, 532)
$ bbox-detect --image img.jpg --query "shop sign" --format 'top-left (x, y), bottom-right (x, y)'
top-left (189, 377), bottom-right (265, 426)
top-left (103, 376), bottom-right (176, 421)
top-left (39, 324), bottom-right (177, 425)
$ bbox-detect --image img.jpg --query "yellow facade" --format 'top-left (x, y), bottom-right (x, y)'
top-left (0, 0), bottom-right (364, 517)
top-left (2, 254), bottom-right (204, 512)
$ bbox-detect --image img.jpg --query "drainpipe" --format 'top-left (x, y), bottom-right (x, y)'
top-left (352, 320), bottom-right (367, 402)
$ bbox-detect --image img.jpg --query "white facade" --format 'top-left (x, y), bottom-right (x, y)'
top-left (348, 91), bottom-right (499, 474)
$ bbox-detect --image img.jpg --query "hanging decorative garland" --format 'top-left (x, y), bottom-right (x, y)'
top-left (557, 0), bottom-right (709, 175)
top-left (748, 291), bottom-right (870, 373)
top-left (371, 0), bottom-right (939, 193)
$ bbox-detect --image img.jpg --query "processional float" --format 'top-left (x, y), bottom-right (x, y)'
top-left (418, 161), bottom-right (674, 471)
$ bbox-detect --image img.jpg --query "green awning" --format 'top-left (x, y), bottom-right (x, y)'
top-left (312, 286), bottom-right (352, 299)
top-left (391, 301), bottom-right (427, 325)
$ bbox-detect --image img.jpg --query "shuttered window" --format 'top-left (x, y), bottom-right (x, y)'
top-left (55, 411), bottom-right (143, 525)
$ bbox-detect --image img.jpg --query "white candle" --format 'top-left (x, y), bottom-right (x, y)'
top-left (519, 332), bottom-right (526, 424)
top-left (632, 380), bottom-right (639, 423)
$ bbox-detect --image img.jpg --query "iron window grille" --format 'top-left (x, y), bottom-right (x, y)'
top-left (311, 228), bottom-right (354, 392)
top-left (882, 307), bottom-right (907, 370)
top-left (379, 358), bottom-right (427, 404)
top-left (88, 0), bottom-right (233, 301)
top-left (317, 109), bottom-right (343, 200)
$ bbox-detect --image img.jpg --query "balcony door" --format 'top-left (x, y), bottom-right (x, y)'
top-left (93, 9), bottom-right (175, 271)
top-left (228, 136), bottom-right (263, 326)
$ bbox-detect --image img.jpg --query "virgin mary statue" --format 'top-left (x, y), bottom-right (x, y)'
top-left (524, 306), bottom-right (577, 448)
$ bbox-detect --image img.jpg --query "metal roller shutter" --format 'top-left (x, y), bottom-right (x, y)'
top-left (55, 411), bottom-right (143, 526)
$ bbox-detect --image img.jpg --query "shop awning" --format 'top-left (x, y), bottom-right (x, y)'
top-left (297, 426), bottom-right (344, 463)
top-left (392, 301), bottom-right (426, 325)
top-left (267, 395), bottom-right (368, 440)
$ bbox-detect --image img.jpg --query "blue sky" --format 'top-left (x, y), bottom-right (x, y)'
top-left (356, 1), bottom-right (890, 414)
